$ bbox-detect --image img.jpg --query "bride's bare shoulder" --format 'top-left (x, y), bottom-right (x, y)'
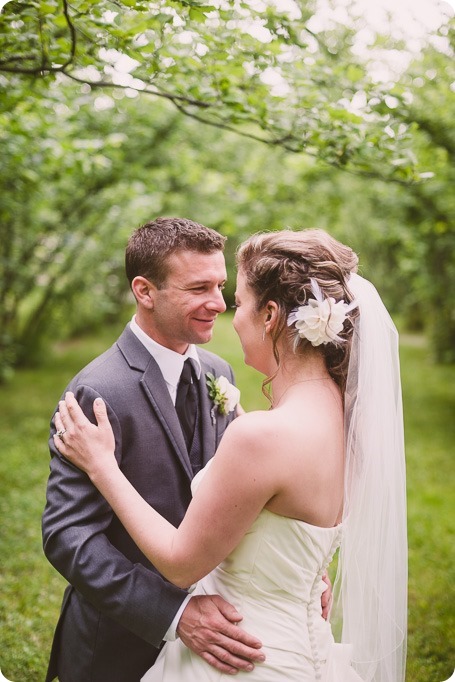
top-left (222, 409), bottom-right (281, 449)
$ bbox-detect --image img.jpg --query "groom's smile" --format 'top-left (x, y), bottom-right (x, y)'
top-left (142, 249), bottom-right (227, 354)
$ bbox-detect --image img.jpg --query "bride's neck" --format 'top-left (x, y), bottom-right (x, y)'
top-left (270, 351), bottom-right (332, 407)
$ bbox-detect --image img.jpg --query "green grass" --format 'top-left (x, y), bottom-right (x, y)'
top-left (0, 315), bottom-right (453, 681)
top-left (399, 340), bottom-right (455, 682)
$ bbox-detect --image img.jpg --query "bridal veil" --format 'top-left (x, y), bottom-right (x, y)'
top-left (332, 273), bottom-right (408, 682)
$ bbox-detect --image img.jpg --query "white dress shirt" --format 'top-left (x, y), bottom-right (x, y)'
top-left (130, 315), bottom-right (201, 402)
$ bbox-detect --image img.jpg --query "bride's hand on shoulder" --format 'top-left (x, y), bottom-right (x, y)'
top-left (53, 392), bottom-right (116, 478)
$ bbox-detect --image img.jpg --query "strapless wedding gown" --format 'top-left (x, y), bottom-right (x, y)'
top-left (142, 464), bottom-right (362, 682)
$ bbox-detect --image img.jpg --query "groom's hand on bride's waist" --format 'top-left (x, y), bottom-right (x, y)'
top-left (321, 573), bottom-right (333, 620)
top-left (177, 594), bottom-right (265, 675)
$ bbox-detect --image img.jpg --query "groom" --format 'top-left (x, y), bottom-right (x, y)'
top-left (42, 217), bottom-right (265, 682)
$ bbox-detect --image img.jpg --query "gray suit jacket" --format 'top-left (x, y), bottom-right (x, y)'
top-left (42, 325), bottom-right (236, 682)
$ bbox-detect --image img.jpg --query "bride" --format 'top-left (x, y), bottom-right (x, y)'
top-left (54, 229), bottom-right (407, 682)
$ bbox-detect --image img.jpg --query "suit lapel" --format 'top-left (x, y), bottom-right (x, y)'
top-left (117, 327), bottom-right (193, 480)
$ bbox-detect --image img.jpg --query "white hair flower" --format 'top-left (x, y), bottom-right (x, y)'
top-left (287, 279), bottom-right (357, 347)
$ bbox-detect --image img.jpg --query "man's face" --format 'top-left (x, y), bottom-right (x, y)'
top-left (146, 249), bottom-right (227, 353)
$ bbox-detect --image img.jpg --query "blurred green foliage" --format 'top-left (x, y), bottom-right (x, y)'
top-left (0, 1), bottom-right (454, 378)
top-left (0, 0), bottom-right (437, 179)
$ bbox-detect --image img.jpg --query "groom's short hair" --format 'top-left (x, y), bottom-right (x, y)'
top-left (125, 217), bottom-right (226, 289)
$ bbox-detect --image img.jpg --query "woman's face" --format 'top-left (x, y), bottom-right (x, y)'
top-left (233, 271), bottom-right (267, 372)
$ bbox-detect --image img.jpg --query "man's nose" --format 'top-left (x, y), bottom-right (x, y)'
top-left (207, 287), bottom-right (227, 313)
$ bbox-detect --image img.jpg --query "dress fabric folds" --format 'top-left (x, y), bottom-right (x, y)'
top-left (141, 464), bottom-right (362, 682)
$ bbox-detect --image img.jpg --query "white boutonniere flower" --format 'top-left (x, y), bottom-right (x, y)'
top-left (206, 373), bottom-right (240, 422)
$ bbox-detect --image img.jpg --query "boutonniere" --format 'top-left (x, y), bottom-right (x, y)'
top-left (206, 373), bottom-right (240, 423)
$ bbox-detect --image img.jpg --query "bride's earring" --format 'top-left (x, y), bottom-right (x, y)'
top-left (262, 326), bottom-right (266, 342)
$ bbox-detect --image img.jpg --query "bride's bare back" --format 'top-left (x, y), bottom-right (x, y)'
top-left (262, 382), bottom-right (344, 527)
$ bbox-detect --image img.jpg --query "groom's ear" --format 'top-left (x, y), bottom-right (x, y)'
top-left (131, 276), bottom-right (157, 310)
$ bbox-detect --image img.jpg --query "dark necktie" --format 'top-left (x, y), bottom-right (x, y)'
top-left (175, 359), bottom-right (197, 451)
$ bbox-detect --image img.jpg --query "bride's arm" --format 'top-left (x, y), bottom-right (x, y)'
top-left (55, 392), bottom-right (279, 589)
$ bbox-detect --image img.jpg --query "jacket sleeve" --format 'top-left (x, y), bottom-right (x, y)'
top-left (42, 383), bottom-right (187, 648)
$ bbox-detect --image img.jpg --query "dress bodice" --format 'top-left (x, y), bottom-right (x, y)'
top-left (142, 463), bottom-right (361, 682)
top-left (191, 463), bottom-right (342, 678)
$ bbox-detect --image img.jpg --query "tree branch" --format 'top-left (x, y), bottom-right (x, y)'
top-left (170, 100), bottom-right (415, 185)
top-left (60, 0), bottom-right (77, 69)
top-left (62, 70), bottom-right (212, 108)
top-left (0, 55), bottom-right (38, 66)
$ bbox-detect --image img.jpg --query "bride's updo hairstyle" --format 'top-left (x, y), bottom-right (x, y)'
top-left (236, 229), bottom-right (359, 395)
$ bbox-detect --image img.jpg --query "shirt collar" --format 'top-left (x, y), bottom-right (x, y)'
top-left (130, 315), bottom-right (201, 388)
